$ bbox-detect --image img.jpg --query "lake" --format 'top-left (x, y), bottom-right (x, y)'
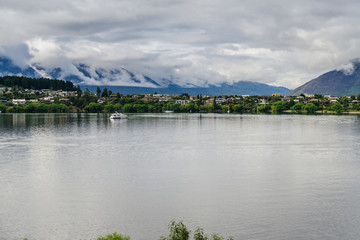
top-left (1, 113), bottom-right (360, 240)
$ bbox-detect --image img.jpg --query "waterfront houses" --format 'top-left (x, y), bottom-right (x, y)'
top-left (12, 99), bottom-right (26, 105)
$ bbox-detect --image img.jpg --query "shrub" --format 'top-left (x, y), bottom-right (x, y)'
top-left (160, 220), bottom-right (190, 240)
top-left (160, 221), bottom-right (233, 240)
top-left (96, 232), bottom-right (130, 240)
top-left (302, 103), bottom-right (318, 113)
top-left (0, 104), bottom-right (7, 113)
top-left (330, 102), bottom-right (343, 113)
top-left (271, 101), bottom-right (286, 114)
top-left (290, 102), bottom-right (303, 112)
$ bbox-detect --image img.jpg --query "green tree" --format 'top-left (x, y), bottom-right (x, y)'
top-left (194, 227), bottom-right (208, 240)
top-left (101, 88), bottom-right (109, 98)
top-left (159, 220), bottom-right (189, 240)
top-left (85, 102), bottom-right (104, 112)
top-left (114, 103), bottom-right (123, 112)
top-left (221, 105), bottom-right (230, 113)
top-left (302, 103), bottom-right (318, 113)
top-left (186, 103), bottom-right (197, 113)
top-left (96, 86), bottom-right (101, 97)
top-left (256, 104), bottom-right (270, 113)
top-left (213, 97), bottom-right (217, 110)
top-left (160, 221), bottom-right (233, 240)
top-left (232, 104), bottom-right (244, 113)
top-left (24, 104), bottom-right (36, 113)
top-left (49, 103), bottom-right (59, 113)
top-left (76, 85), bottom-right (82, 97)
top-left (0, 104), bottom-right (7, 113)
top-left (198, 94), bottom-right (203, 108)
top-left (122, 104), bottom-right (134, 113)
top-left (147, 104), bottom-right (156, 112)
top-left (34, 103), bottom-right (50, 113)
top-left (210, 234), bottom-right (224, 240)
top-left (96, 232), bottom-right (130, 240)
top-left (58, 103), bottom-right (69, 113)
top-left (290, 102), bottom-right (303, 113)
top-left (7, 106), bottom-right (15, 113)
top-left (199, 104), bottom-right (214, 113)
top-left (330, 102), bottom-right (343, 113)
top-left (104, 104), bottom-right (116, 113)
top-left (133, 104), bottom-right (147, 113)
top-left (49, 103), bottom-right (69, 113)
top-left (271, 101), bottom-right (287, 114)
top-left (15, 105), bottom-right (24, 113)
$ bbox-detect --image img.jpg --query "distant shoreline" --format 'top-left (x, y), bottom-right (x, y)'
top-left (2, 111), bottom-right (360, 116)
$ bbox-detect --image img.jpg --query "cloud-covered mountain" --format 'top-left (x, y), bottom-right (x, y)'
top-left (0, 55), bottom-right (160, 87)
top-left (0, 56), bottom-right (40, 78)
top-left (288, 59), bottom-right (360, 96)
top-left (0, 55), bottom-right (290, 95)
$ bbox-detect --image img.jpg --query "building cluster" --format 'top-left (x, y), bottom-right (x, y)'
top-left (0, 87), bottom-right (76, 105)
top-left (1, 85), bottom-right (360, 108)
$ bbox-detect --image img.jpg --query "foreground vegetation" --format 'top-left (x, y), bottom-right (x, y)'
top-left (159, 220), bottom-right (233, 240)
top-left (20, 221), bottom-right (232, 240)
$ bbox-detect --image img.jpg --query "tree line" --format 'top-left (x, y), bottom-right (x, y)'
top-left (1, 84), bottom-right (360, 114)
top-left (0, 76), bottom-right (75, 91)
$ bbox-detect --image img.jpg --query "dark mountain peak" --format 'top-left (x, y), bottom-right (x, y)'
top-left (289, 60), bottom-right (360, 96)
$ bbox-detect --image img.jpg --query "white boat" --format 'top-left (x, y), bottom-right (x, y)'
top-left (109, 112), bottom-right (128, 119)
top-left (164, 110), bottom-right (174, 113)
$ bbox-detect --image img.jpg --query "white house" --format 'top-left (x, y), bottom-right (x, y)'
top-left (175, 100), bottom-right (190, 105)
top-left (259, 99), bottom-right (268, 105)
top-left (12, 99), bottom-right (26, 105)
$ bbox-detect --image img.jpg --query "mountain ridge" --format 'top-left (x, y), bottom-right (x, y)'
top-left (83, 82), bottom-right (290, 96)
top-left (0, 55), bottom-right (290, 95)
top-left (289, 60), bottom-right (360, 96)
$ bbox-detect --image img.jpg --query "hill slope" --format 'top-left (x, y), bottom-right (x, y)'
top-left (289, 61), bottom-right (360, 96)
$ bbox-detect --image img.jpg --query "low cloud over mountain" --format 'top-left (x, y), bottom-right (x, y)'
top-left (289, 59), bottom-right (360, 96)
top-left (0, 55), bottom-right (290, 95)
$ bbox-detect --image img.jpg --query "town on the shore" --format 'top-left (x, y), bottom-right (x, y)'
top-left (1, 84), bottom-right (360, 114)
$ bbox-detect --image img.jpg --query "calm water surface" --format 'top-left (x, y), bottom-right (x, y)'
top-left (1, 113), bottom-right (360, 240)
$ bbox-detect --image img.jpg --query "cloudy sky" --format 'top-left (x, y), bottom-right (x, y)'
top-left (0, 0), bottom-right (360, 88)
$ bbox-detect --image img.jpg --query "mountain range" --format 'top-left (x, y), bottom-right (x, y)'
top-left (289, 60), bottom-right (360, 96)
top-left (3, 54), bottom-right (360, 96)
top-left (83, 81), bottom-right (290, 96)
top-left (0, 56), bottom-right (290, 95)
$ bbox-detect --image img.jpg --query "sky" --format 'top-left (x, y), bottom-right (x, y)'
top-left (1, 0), bottom-right (360, 88)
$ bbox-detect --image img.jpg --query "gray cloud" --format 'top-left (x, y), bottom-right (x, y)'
top-left (1, 0), bottom-right (360, 88)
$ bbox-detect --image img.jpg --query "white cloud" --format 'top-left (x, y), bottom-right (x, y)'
top-left (1, 0), bottom-right (360, 88)
top-left (336, 61), bottom-right (356, 75)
